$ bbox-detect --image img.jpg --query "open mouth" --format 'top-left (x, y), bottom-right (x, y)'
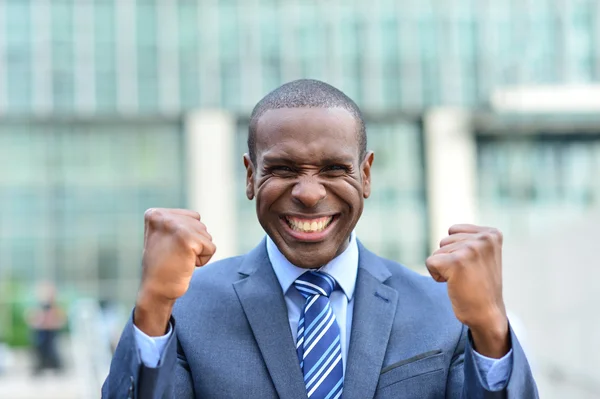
top-left (280, 215), bottom-right (339, 239)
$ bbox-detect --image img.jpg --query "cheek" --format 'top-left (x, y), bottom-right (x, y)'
top-left (325, 179), bottom-right (363, 209)
top-left (256, 179), bottom-right (290, 211)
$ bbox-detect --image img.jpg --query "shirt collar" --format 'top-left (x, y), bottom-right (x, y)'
top-left (266, 231), bottom-right (358, 301)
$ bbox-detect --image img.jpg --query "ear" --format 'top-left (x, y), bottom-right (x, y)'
top-left (361, 151), bottom-right (374, 199)
top-left (243, 154), bottom-right (255, 200)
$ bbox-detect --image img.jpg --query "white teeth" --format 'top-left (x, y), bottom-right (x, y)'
top-left (286, 217), bottom-right (333, 233)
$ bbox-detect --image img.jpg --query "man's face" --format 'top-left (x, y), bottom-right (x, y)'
top-left (244, 107), bottom-right (374, 268)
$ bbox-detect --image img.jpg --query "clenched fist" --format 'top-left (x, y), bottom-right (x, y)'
top-left (426, 224), bottom-right (510, 358)
top-left (134, 208), bottom-right (216, 336)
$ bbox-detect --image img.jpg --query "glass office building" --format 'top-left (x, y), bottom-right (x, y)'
top-left (1, 0), bottom-right (599, 311)
top-left (4, 0), bottom-right (600, 114)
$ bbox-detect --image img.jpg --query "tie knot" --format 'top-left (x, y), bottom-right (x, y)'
top-left (294, 271), bottom-right (336, 298)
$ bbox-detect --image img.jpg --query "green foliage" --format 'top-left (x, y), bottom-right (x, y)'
top-left (6, 301), bottom-right (30, 347)
top-left (0, 281), bottom-right (31, 347)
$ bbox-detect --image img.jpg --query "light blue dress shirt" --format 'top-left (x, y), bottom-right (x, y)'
top-left (134, 232), bottom-right (513, 391)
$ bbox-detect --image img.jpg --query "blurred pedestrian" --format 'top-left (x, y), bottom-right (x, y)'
top-left (26, 282), bottom-right (66, 375)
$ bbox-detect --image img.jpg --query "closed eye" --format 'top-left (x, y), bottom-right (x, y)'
top-left (271, 166), bottom-right (293, 172)
top-left (322, 164), bottom-right (350, 173)
top-left (267, 165), bottom-right (296, 176)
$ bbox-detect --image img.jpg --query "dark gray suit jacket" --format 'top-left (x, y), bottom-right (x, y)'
top-left (102, 239), bottom-right (538, 398)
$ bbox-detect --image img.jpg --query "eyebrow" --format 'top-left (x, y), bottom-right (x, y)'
top-left (262, 156), bottom-right (355, 165)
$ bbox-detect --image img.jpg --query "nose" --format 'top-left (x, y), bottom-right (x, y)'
top-left (291, 176), bottom-right (326, 208)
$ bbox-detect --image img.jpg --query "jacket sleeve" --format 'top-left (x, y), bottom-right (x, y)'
top-left (446, 322), bottom-right (539, 399)
top-left (101, 311), bottom-right (194, 399)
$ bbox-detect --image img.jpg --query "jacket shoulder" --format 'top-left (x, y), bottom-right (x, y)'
top-left (189, 254), bottom-right (246, 285)
top-left (375, 255), bottom-right (455, 317)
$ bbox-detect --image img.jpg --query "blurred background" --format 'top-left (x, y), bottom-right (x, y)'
top-left (0, 0), bottom-right (599, 398)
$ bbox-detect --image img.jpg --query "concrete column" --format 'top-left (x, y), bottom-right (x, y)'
top-left (424, 108), bottom-right (477, 251)
top-left (185, 110), bottom-right (237, 262)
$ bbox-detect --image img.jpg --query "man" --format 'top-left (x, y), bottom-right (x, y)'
top-left (102, 80), bottom-right (538, 398)
top-left (27, 282), bottom-right (66, 375)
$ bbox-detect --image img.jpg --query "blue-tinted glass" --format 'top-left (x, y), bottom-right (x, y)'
top-left (459, 19), bottom-right (477, 105)
top-left (178, 2), bottom-right (199, 110)
top-left (5, 0), bottom-right (32, 112)
top-left (219, 4), bottom-right (241, 110)
top-left (297, 4), bottom-right (322, 78)
top-left (95, 0), bottom-right (117, 112)
top-left (569, 1), bottom-right (594, 81)
top-left (357, 120), bottom-right (428, 265)
top-left (137, 1), bottom-right (159, 112)
top-left (381, 7), bottom-right (400, 108)
top-left (259, 2), bottom-right (281, 93)
top-left (337, 10), bottom-right (361, 104)
top-left (2, 0), bottom-right (600, 113)
top-left (418, 18), bottom-right (439, 105)
top-left (52, 2), bottom-right (75, 111)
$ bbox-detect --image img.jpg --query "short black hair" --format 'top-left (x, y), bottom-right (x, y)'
top-left (247, 79), bottom-right (367, 164)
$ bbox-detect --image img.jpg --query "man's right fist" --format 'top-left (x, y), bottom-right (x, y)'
top-left (140, 208), bottom-right (217, 301)
top-left (134, 208), bottom-right (216, 336)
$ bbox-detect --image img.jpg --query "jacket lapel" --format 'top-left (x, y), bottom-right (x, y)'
top-left (233, 239), bottom-right (308, 399)
top-left (343, 242), bottom-right (398, 399)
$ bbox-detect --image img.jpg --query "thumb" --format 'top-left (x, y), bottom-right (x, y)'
top-left (196, 254), bottom-right (213, 267)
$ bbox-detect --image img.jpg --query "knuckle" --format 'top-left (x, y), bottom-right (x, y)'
top-left (491, 228), bottom-right (503, 243)
top-left (163, 217), bottom-right (179, 232)
top-left (172, 223), bottom-right (190, 242)
top-left (144, 207), bottom-right (156, 218)
top-left (477, 232), bottom-right (494, 243)
top-left (144, 208), bottom-right (154, 220)
top-left (189, 240), bottom-right (202, 253)
top-left (425, 257), bottom-right (439, 272)
top-left (145, 208), bottom-right (165, 227)
top-left (431, 247), bottom-right (443, 256)
top-left (144, 208), bottom-right (157, 220)
top-left (478, 229), bottom-right (503, 245)
top-left (447, 253), bottom-right (461, 265)
top-left (454, 248), bottom-right (474, 265)
top-left (463, 241), bottom-right (478, 252)
top-left (169, 225), bottom-right (194, 248)
top-left (206, 243), bottom-right (216, 256)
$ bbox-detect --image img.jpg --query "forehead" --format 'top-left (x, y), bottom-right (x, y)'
top-left (254, 107), bottom-right (359, 162)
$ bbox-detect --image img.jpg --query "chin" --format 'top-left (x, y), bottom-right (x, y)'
top-left (284, 250), bottom-right (331, 269)
top-left (279, 241), bottom-right (341, 269)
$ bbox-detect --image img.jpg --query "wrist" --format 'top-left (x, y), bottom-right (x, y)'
top-left (469, 314), bottom-right (510, 359)
top-left (134, 289), bottom-right (175, 337)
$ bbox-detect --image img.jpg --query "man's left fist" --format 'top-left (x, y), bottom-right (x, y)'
top-left (426, 224), bottom-right (509, 357)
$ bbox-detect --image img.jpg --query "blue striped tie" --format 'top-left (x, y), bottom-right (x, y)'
top-left (294, 271), bottom-right (344, 399)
